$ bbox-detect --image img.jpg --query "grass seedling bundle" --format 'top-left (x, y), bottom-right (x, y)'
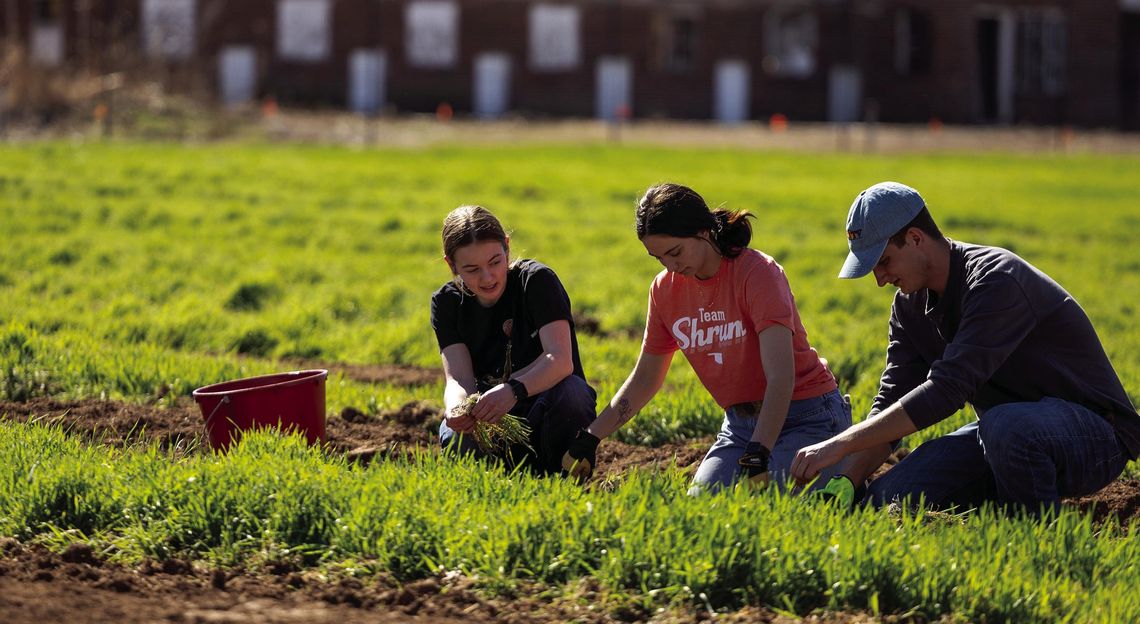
top-left (458, 393), bottom-right (532, 455)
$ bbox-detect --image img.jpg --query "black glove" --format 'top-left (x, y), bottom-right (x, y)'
top-left (738, 442), bottom-right (771, 490)
top-left (561, 429), bottom-right (600, 481)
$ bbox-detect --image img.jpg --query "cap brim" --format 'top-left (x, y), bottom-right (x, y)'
top-left (838, 240), bottom-right (888, 279)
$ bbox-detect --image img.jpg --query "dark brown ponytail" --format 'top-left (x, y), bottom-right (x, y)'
top-left (636, 183), bottom-right (753, 258)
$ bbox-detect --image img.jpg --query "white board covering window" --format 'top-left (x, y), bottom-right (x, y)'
top-left (277, 0), bottom-right (331, 62)
top-left (219, 46), bottom-right (258, 107)
top-left (406, 1), bottom-right (459, 68)
top-left (31, 24), bottom-right (63, 66)
top-left (142, 0), bottom-right (196, 60)
top-left (348, 49), bottom-right (387, 114)
top-left (529, 5), bottom-right (580, 71)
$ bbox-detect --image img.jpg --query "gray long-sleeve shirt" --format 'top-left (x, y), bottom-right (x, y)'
top-left (872, 241), bottom-right (1139, 459)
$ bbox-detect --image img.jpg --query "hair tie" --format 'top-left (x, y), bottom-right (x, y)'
top-left (709, 213), bottom-right (724, 238)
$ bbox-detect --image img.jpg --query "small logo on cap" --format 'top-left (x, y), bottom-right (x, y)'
top-left (847, 229), bottom-right (862, 240)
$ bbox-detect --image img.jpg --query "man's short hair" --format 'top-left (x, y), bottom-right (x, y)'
top-left (887, 207), bottom-right (943, 248)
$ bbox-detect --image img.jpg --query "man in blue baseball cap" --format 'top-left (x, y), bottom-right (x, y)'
top-left (791, 182), bottom-right (1138, 515)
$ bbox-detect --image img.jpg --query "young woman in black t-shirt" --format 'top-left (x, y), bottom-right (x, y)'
top-left (430, 205), bottom-right (597, 474)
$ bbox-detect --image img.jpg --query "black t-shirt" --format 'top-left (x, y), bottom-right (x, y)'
top-left (430, 259), bottom-right (588, 393)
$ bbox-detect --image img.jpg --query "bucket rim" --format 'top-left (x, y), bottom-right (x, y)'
top-left (192, 369), bottom-right (329, 398)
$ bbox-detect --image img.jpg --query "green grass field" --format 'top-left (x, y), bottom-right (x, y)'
top-left (2, 141), bottom-right (1139, 620)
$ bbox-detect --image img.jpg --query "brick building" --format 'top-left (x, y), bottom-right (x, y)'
top-left (3, 0), bottom-right (1139, 128)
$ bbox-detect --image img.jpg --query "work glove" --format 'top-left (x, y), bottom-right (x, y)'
top-left (738, 442), bottom-right (771, 490)
top-left (812, 475), bottom-right (856, 510)
top-left (561, 429), bottom-right (600, 482)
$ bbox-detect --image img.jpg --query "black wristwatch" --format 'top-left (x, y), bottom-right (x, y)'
top-left (507, 378), bottom-right (529, 401)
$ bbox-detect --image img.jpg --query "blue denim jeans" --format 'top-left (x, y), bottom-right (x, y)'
top-left (866, 397), bottom-right (1129, 514)
top-left (440, 375), bottom-right (597, 475)
top-left (690, 389), bottom-right (852, 494)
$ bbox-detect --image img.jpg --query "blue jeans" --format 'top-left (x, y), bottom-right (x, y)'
top-left (440, 375), bottom-right (597, 475)
top-left (690, 389), bottom-right (853, 494)
top-left (866, 397), bottom-right (1129, 514)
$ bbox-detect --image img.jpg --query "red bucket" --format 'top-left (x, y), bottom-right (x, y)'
top-left (192, 369), bottom-right (328, 451)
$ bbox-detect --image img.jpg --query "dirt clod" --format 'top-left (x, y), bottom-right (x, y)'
top-left (339, 406), bottom-right (368, 423)
top-left (0, 537), bottom-right (22, 554)
top-left (391, 400), bottom-right (439, 427)
top-left (160, 558), bottom-right (194, 575)
top-left (98, 575), bottom-right (136, 593)
top-left (393, 587), bottom-right (416, 606)
top-left (60, 543), bottom-right (98, 565)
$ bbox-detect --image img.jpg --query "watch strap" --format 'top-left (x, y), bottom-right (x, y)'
top-left (507, 378), bottom-right (529, 401)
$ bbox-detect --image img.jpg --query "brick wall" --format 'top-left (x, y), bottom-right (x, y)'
top-left (3, 0), bottom-right (1132, 127)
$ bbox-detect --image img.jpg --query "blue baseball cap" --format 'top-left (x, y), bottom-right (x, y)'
top-left (838, 182), bottom-right (926, 279)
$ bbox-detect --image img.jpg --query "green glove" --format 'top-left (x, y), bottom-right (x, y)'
top-left (738, 442), bottom-right (771, 490)
top-left (814, 475), bottom-right (856, 510)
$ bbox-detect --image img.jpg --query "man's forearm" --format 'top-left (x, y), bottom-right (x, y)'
top-left (834, 443), bottom-right (894, 484)
top-left (793, 402), bottom-right (920, 485)
top-left (837, 403), bottom-right (918, 457)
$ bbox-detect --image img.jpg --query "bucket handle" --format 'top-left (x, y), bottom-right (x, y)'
top-left (204, 395), bottom-right (231, 429)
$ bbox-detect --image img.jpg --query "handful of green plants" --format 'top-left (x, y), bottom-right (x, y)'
top-left (457, 393), bottom-right (533, 455)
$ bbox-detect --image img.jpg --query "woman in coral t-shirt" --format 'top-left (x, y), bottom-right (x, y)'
top-left (562, 183), bottom-right (852, 493)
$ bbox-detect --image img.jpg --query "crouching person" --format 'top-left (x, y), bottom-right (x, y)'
top-left (791, 182), bottom-right (1138, 515)
top-left (561, 183), bottom-right (852, 492)
top-left (430, 205), bottom-right (597, 475)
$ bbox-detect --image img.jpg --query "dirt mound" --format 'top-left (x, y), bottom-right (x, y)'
top-left (1071, 479), bottom-right (1140, 526)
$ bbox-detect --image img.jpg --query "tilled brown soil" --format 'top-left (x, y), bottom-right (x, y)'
top-left (1, 396), bottom-right (1137, 623)
top-left (2, 537), bottom-right (775, 624)
top-left (0, 397), bottom-right (709, 483)
top-left (0, 535), bottom-right (884, 624)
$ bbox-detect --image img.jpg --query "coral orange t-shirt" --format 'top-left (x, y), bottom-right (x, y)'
top-left (642, 248), bottom-right (836, 408)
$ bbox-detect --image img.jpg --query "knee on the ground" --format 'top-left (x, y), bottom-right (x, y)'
top-left (864, 472), bottom-right (906, 508)
top-left (438, 421), bottom-right (476, 453)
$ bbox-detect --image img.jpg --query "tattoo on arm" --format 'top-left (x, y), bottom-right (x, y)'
top-left (616, 398), bottom-right (633, 425)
